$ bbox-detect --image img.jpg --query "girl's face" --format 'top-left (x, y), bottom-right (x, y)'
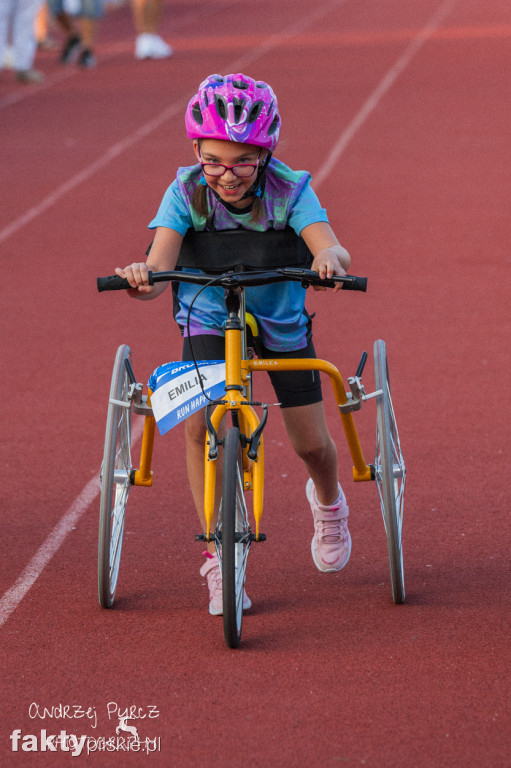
top-left (193, 139), bottom-right (264, 209)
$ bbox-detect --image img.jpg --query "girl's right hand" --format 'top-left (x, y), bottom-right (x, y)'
top-left (114, 264), bottom-right (155, 297)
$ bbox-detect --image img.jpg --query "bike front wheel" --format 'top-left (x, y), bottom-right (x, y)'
top-left (98, 345), bottom-right (133, 608)
top-left (374, 339), bottom-right (406, 604)
top-left (218, 426), bottom-right (252, 648)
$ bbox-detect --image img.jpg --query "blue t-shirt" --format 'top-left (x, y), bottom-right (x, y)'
top-left (149, 158), bottom-right (329, 351)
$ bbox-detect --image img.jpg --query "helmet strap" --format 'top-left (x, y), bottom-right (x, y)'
top-left (240, 151), bottom-right (272, 200)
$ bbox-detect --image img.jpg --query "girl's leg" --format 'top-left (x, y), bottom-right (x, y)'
top-left (281, 401), bottom-right (351, 572)
top-left (280, 401), bottom-right (339, 505)
top-left (186, 408), bottom-right (251, 614)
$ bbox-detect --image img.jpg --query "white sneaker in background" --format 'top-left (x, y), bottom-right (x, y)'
top-left (135, 33), bottom-right (173, 60)
top-left (149, 34), bottom-right (173, 58)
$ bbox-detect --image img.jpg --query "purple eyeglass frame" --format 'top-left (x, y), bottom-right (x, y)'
top-left (199, 147), bottom-right (261, 177)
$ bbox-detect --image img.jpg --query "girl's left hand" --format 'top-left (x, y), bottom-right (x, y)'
top-left (311, 245), bottom-right (350, 291)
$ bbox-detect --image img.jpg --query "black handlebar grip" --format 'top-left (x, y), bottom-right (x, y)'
top-left (341, 276), bottom-right (367, 292)
top-left (356, 351), bottom-right (368, 378)
top-left (97, 272), bottom-right (154, 292)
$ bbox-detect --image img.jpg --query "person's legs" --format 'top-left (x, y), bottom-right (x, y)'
top-left (281, 401), bottom-right (351, 572)
top-left (54, 11), bottom-right (74, 35)
top-left (12, 0), bottom-right (42, 75)
top-left (132, 0), bottom-right (172, 59)
top-left (77, 16), bottom-right (93, 48)
top-left (280, 401), bottom-right (339, 505)
top-left (75, 0), bottom-right (101, 66)
top-left (187, 409), bottom-right (253, 615)
top-left (50, 2), bottom-right (81, 63)
top-left (35, 1), bottom-right (54, 47)
top-left (0, 0), bottom-right (14, 74)
top-left (132, 0), bottom-right (161, 34)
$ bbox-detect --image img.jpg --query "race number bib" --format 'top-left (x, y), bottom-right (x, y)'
top-left (148, 361), bottom-right (226, 436)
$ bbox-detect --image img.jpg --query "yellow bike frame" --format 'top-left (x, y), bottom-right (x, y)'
top-left (201, 302), bottom-right (372, 542)
top-left (132, 297), bottom-right (373, 543)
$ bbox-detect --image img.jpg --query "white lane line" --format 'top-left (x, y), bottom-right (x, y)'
top-left (313, 0), bottom-right (459, 189)
top-left (0, 474), bottom-right (99, 628)
top-left (0, 0), bottom-right (349, 624)
top-left (227, 0), bottom-right (349, 72)
top-left (0, 100), bottom-right (186, 246)
top-left (0, 419), bottom-right (144, 629)
top-left (0, 68), bottom-right (77, 110)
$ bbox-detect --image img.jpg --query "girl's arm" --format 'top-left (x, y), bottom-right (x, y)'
top-left (115, 227), bottom-right (184, 299)
top-left (301, 221), bottom-right (351, 291)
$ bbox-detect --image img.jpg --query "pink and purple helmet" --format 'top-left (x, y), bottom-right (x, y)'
top-left (185, 73), bottom-right (281, 152)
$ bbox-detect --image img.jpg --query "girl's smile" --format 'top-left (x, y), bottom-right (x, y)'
top-left (194, 138), bottom-right (264, 208)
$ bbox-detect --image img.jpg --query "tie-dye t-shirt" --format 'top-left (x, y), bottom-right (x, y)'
top-left (149, 158), bottom-right (329, 351)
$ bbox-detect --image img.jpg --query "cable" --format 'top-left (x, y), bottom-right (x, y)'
top-left (185, 275), bottom-right (228, 406)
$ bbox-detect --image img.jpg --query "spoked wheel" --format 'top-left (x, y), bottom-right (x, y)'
top-left (217, 426), bottom-right (252, 648)
top-left (374, 339), bottom-right (406, 604)
top-left (98, 345), bottom-right (134, 608)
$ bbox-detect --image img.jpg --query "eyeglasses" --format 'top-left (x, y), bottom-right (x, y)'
top-left (200, 161), bottom-right (259, 178)
top-left (199, 147), bottom-right (261, 178)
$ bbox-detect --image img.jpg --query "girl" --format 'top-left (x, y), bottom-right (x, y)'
top-left (115, 73), bottom-right (352, 616)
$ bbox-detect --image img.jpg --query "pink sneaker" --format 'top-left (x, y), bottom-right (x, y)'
top-left (306, 479), bottom-right (351, 572)
top-left (200, 552), bottom-right (252, 615)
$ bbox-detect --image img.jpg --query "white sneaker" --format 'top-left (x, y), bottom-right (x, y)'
top-left (135, 33), bottom-right (173, 60)
top-left (200, 552), bottom-right (252, 616)
top-left (307, 479), bottom-right (351, 572)
top-left (149, 34), bottom-right (173, 58)
top-left (134, 34), bottom-right (152, 60)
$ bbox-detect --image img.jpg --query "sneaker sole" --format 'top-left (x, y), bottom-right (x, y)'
top-left (311, 534), bottom-right (352, 573)
top-left (209, 596), bottom-right (252, 616)
top-left (135, 52), bottom-right (173, 60)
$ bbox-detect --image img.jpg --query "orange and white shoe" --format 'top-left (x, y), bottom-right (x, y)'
top-left (306, 479), bottom-right (351, 572)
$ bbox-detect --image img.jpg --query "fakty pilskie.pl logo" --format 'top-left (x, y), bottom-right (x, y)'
top-left (10, 701), bottom-right (161, 756)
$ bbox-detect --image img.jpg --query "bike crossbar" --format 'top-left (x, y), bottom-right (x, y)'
top-left (247, 358), bottom-right (373, 483)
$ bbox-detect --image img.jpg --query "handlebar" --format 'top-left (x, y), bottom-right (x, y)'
top-left (97, 268), bottom-right (367, 293)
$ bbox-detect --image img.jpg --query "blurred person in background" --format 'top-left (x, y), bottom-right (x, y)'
top-left (132, 0), bottom-right (172, 60)
top-left (47, 0), bottom-right (103, 68)
top-left (0, 0), bottom-right (45, 83)
top-left (35, 1), bottom-right (56, 50)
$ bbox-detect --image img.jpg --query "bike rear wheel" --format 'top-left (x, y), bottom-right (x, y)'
top-left (219, 426), bottom-right (251, 648)
top-left (374, 339), bottom-right (406, 604)
top-left (98, 345), bottom-right (133, 608)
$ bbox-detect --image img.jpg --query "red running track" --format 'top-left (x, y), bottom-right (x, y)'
top-left (1, 0), bottom-right (510, 765)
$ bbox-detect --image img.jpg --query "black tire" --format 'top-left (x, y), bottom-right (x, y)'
top-left (98, 345), bottom-right (133, 608)
top-left (374, 340), bottom-right (406, 604)
top-left (219, 426), bottom-right (251, 648)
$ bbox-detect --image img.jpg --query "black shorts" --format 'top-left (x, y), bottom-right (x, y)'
top-left (182, 335), bottom-right (323, 409)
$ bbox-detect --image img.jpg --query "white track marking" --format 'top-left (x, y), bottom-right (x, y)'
top-left (313, 0), bottom-right (458, 189)
top-left (0, 101), bottom-right (185, 245)
top-left (0, 419), bottom-right (144, 628)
